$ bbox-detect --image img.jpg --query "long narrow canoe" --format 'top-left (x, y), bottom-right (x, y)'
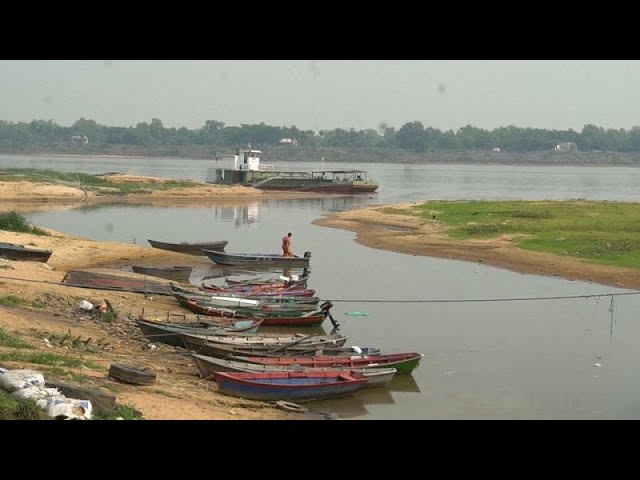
top-left (201, 283), bottom-right (318, 298)
top-left (181, 331), bottom-right (347, 348)
top-left (0, 242), bottom-right (52, 263)
top-left (183, 339), bottom-right (379, 359)
top-left (202, 249), bottom-right (311, 267)
top-left (214, 370), bottom-right (368, 401)
top-left (136, 318), bottom-right (263, 347)
top-left (177, 298), bottom-right (330, 327)
top-left (235, 352), bottom-right (424, 375)
top-left (62, 269), bottom-right (174, 295)
top-left (192, 354), bottom-right (396, 388)
top-left (225, 274), bottom-right (309, 289)
top-left (172, 284), bottom-right (320, 305)
top-left (132, 265), bottom-right (192, 282)
top-left (148, 239), bottom-right (228, 255)
top-left (172, 291), bottom-right (261, 309)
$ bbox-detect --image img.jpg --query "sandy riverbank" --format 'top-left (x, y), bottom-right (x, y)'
top-left (312, 202), bottom-right (640, 291)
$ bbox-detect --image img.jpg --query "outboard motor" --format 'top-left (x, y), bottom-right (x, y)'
top-left (303, 251), bottom-right (311, 259)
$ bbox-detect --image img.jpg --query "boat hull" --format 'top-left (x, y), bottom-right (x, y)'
top-left (132, 265), bottom-right (192, 282)
top-left (136, 318), bottom-right (262, 347)
top-left (193, 354), bottom-right (396, 387)
top-left (239, 352), bottom-right (424, 375)
top-left (256, 182), bottom-right (378, 194)
top-left (147, 239), bottom-right (228, 255)
top-left (0, 242), bottom-right (52, 263)
top-left (214, 371), bottom-right (367, 401)
top-left (202, 249), bottom-right (311, 267)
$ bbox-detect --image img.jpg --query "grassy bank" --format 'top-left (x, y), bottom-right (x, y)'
top-left (383, 200), bottom-right (640, 269)
top-left (0, 168), bottom-right (194, 195)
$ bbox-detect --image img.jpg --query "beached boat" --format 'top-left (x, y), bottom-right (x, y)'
top-left (136, 317), bottom-right (263, 347)
top-left (176, 297), bottom-right (331, 327)
top-left (0, 242), bottom-right (52, 263)
top-left (205, 147), bottom-right (378, 194)
top-left (181, 331), bottom-right (347, 348)
top-left (147, 239), bottom-right (228, 255)
top-left (61, 269), bottom-right (174, 295)
top-left (192, 354), bottom-right (396, 387)
top-left (236, 352), bottom-right (424, 375)
top-left (202, 249), bottom-right (311, 267)
top-left (188, 342), bottom-right (380, 358)
top-left (131, 265), bottom-right (192, 282)
top-left (200, 283), bottom-right (317, 298)
top-left (171, 289), bottom-right (262, 309)
top-left (224, 273), bottom-right (309, 289)
top-left (214, 370), bottom-right (368, 401)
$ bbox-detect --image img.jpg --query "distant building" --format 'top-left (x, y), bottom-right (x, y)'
top-left (554, 142), bottom-right (577, 152)
top-left (279, 138), bottom-right (299, 146)
top-left (71, 135), bottom-right (89, 145)
top-left (492, 147), bottom-right (501, 152)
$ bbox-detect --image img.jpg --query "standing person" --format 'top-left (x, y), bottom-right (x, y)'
top-left (282, 232), bottom-right (293, 257)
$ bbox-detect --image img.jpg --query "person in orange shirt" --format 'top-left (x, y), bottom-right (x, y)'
top-left (282, 232), bottom-right (293, 257)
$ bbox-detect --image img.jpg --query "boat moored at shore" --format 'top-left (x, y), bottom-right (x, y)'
top-left (205, 147), bottom-right (378, 193)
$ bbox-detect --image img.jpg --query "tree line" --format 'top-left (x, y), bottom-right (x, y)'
top-left (1, 118), bottom-right (640, 153)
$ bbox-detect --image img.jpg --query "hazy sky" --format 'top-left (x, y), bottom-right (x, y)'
top-left (1, 60), bottom-right (638, 132)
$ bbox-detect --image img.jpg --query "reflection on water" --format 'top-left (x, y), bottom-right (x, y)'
top-left (211, 202), bottom-right (261, 228)
top-left (389, 373), bottom-right (421, 393)
top-left (306, 371), bottom-right (422, 419)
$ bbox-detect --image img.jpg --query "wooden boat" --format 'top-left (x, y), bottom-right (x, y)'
top-left (214, 370), bottom-right (368, 401)
top-left (147, 239), bottom-right (228, 256)
top-left (202, 249), bottom-right (311, 267)
top-left (0, 242), bottom-right (52, 263)
top-left (181, 331), bottom-right (347, 348)
top-left (184, 340), bottom-right (380, 359)
top-left (61, 269), bottom-right (174, 295)
top-left (177, 294), bottom-right (320, 312)
top-left (201, 283), bottom-right (317, 298)
top-left (236, 352), bottom-right (424, 375)
top-left (225, 273), bottom-right (309, 289)
top-left (177, 298), bottom-right (331, 327)
top-left (131, 265), bottom-right (192, 282)
top-left (173, 284), bottom-right (320, 305)
top-left (192, 354), bottom-right (396, 388)
top-left (136, 317), bottom-right (263, 348)
top-left (172, 290), bottom-right (261, 309)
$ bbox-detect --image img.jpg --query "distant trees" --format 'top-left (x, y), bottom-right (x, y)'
top-left (2, 117), bottom-right (640, 155)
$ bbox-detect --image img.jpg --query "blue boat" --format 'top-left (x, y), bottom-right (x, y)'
top-left (214, 370), bottom-right (368, 401)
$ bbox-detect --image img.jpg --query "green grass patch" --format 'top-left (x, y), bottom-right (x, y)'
top-left (0, 390), bottom-right (41, 420)
top-left (0, 295), bottom-right (45, 309)
top-left (400, 200), bottom-right (640, 270)
top-left (0, 211), bottom-right (48, 235)
top-left (101, 311), bottom-right (118, 323)
top-left (0, 351), bottom-right (100, 370)
top-left (0, 327), bottom-right (33, 349)
top-left (93, 403), bottom-right (144, 420)
top-left (0, 295), bottom-right (28, 307)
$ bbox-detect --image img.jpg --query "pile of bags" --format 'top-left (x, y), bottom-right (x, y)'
top-left (0, 367), bottom-right (92, 420)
